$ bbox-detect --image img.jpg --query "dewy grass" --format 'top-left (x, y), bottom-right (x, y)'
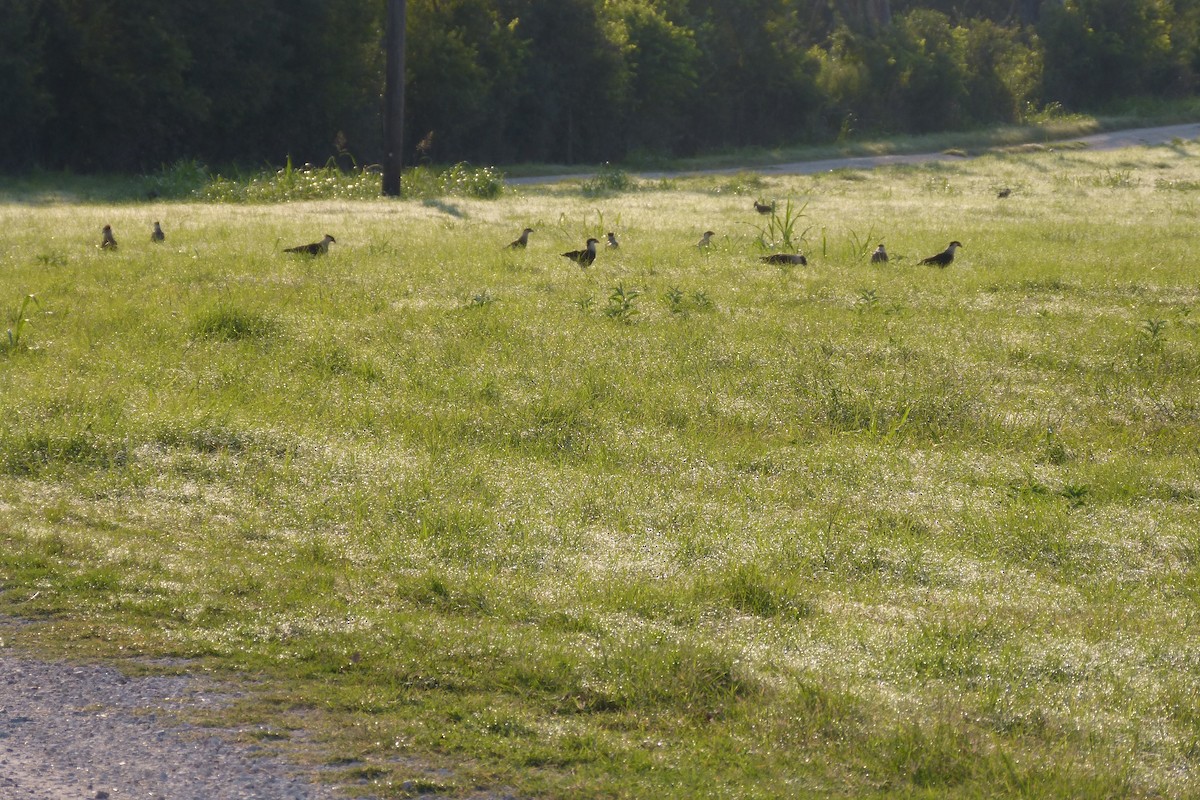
top-left (1, 142), bottom-right (1199, 799)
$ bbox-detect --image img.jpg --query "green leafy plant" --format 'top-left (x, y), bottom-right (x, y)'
top-left (664, 286), bottom-right (685, 314)
top-left (582, 163), bottom-right (634, 196)
top-left (147, 159), bottom-right (211, 198)
top-left (3, 294), bottom-right (41, 355)
top-left (848, 228), bottom-right (880, 262)
top-left (469, 290), bottom-right (496, 308)
top-left (752, 197), bottom-right (810, 252)
top-left (604, 284), bottom-right (640, 323)
top-left (1139, 318), bottom-right (1167, 344)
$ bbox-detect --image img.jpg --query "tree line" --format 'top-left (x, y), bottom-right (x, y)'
top-left (3, 0), bottom-right (1199, 173)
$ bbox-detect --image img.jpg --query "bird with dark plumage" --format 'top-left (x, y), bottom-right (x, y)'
top-left (284, 234), bottom-right (336, 256)
top-left (997, 187), bottom-right (1012, 198)
top-left (870, 244), bottom-right (888, 264)
top-left (101, 225), bottom-right (118, 250)
top-left (753, 200), bottom-right (775, 215)
top-left (508, 228), bottom-right (534, 248)
top-left (918, 241), bottom-right (962, 267)
top-left (561, 238), bottom-right (600, 268)
top-left (697, 230), bottom-right (715, 248)
top-left (151, 221), bottom-right (165, 243)
top-left (760, 253), bottom-right (807, 266)
top-left (606, 232), bottom-right (620, 249)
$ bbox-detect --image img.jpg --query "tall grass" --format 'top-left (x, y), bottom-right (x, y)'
top-left (1, 141), bottom-right (1198, 798)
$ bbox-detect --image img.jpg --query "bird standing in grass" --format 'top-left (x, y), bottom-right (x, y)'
top-left (151, 221), bottom-right (165, 243)
top-left (101, 225), bottom-right (117, 250)
top-left (918, 241), bottom-right (962, 267)
top-left (561, 238), bottom-right (600, 268)
top-left (508, 228), bottom-right (534, 248)
top-left (284, 234), bottom-right (336, 256)
top-left (870, 243), bottom-right (888, 263)
top-left (997, 187), bottom-right (1012, 198)
top-left (760, 252), bottom-right (807, 265)
top-left (754, 200), bottom-right (775, 214)
top-left (697, 230), bottom-right (715, 248)
top-left (606, 232), bottom-right (620, 249)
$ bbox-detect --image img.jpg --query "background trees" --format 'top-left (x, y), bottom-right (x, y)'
top-left (1, 0), bottom-right (1197, 173)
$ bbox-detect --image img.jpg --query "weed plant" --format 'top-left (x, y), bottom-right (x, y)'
top-left (144, 158), bottom-right (506, 203)
top-left (3, 293), bottom-right (41, 355)
top-left (1, 142), bottom-right (1199, 799)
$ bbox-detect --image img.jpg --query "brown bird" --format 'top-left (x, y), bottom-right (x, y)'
top-left (760, 253), bottom-right (807, 266)
top-left (508, 228), bottom-right (534, 248)
top-left (606, 232), bottom-right (620, 249)
top-left (697, 230), bottom-right (715, 248)
top-left (753, 200), bottom-right (775, 215)
top-left (151, 221), bottom-right (165, 243)
top-left (997, 187), bottom-right (1012, 198)
top-left (918, 241), bottom-right (962, 268)
top-left (561, 238), bottom-right (600, 268)
top-left (101, 225), bottom-right (118, 250)
top-left (870, 244), bottom-right (888, 264)
top-left (284, 234), bottom-right (336, 256)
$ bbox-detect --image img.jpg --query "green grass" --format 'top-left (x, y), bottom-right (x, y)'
top-left (1, 140), bottom-right (1199, 799)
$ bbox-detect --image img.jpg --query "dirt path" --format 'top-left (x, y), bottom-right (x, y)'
top-left (509, 121), bottom-right (1200, 185)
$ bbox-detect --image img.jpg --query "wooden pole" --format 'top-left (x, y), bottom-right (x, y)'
top-left (382, 0), bottom-right (407, 196)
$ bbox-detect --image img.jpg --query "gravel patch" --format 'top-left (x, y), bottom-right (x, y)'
top-left (0, 654), bottom-right (366, 800)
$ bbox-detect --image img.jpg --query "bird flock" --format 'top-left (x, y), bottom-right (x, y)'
top-left (94, 199), bottom-right (964, 269)
top-left (494, 199), bottom-right (962, 270)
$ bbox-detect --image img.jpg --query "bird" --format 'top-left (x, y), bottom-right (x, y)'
top-left (997, 187), bottom-right (1012, 198)
top-left (918, 241), bottom-right (962, 267)
top-left (870, 244), bottom-right (888, 264)
top-left (284, 234), bottom-right (336, 256)
top-left (100, 225), bottom-right (118, 250)
top-left (697, 230), bottom-right (715, 248)
top-left (753, 200), bottom-right (775, 215)
top-left (508, 228), bottom-right (534, 248)
top-left (561, 238), bottom-right (600, 268)
top-left (605, 232), bottom-right (620, 249)
top-left (151, 221), bottom-right (165, 243)
top-left (760, 253), bottom-right (807, 266)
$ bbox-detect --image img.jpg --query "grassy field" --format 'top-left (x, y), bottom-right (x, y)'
top-left (1, 141), bottom-right (1199, 799)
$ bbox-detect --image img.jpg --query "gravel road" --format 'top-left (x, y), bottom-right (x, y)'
top-left (508, 120), bottom-right (1200, 184)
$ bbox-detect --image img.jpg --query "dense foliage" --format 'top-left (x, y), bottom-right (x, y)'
top-left (4, 0), bottom-right (1200, 171)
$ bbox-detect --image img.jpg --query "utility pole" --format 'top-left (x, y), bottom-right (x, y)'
top-left (383, 0), bottom-right (407, 196)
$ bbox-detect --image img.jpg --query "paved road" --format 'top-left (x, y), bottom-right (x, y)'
top-left (509, 121), bottom-right (1200, 185)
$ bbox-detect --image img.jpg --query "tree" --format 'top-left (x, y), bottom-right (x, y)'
top-left (384, 0), bottom-right (406, 196)
top-left (604, 0), bottom-right (701, 156)
top-left (0, 0), bottom-right (53, 169)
